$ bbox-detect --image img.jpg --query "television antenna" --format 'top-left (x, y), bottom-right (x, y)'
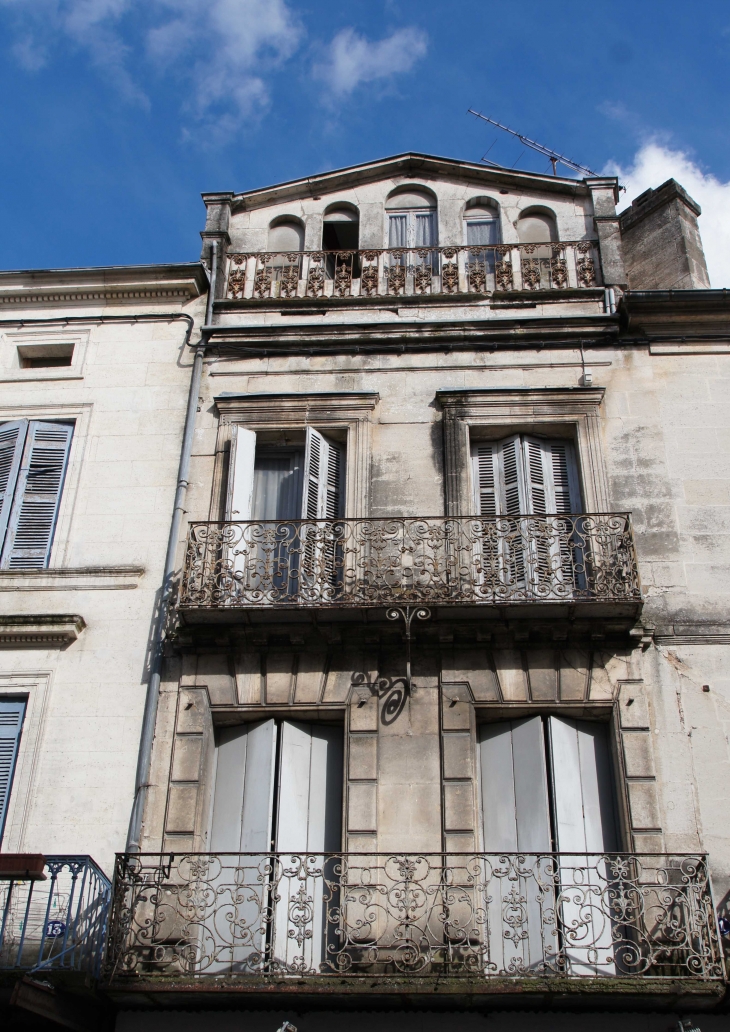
top-left (467, 109), bottom-right (601, 178)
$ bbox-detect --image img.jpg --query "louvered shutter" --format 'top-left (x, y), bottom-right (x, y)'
top-left (1, 421), bottom-right (73, 570)
top-left (226, 425), bottom-right (257, 521)
top-left (302, 427), bottom-right (344, 520)
top-left (471, 443), bottom-right (497, 516)
top-left (496, 435), bottom-right (525, 516)
top-left (0, 420), bottom-right (28, 553)
top-left (0, 699), bottom-right (26, 840)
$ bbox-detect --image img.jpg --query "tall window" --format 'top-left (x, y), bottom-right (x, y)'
top-left (471, 434), bottom-right (581, 517)
top-left (464, 202), bottom-right (501, 247)
top-left (209, 718), bottom-right (343, 972)
top-left (385, 189), bottom-right (438, 272)
top-left (228, 426), bottom-right (344, 523)
top-left (0, 699), bottom-right (26, 841)
top-left (479, 715), bottom-right (619, 974)
top-left (322, 205), bottom-right (360, 280)
top-left (0, 420), bottom-right (73, 569)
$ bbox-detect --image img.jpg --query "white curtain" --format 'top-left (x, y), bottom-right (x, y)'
top-left (466, 219), bottom-right (499, 247)
top-left (388, 214), bottom-right (407, 248)
top-left (415, 211), bottom-right (437, 248)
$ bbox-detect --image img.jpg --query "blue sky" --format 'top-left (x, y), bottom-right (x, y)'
top-left (1, 0), bottom-right (729, 283)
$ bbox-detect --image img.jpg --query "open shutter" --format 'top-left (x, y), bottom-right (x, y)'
top-left (0, 420), bottom-right (28, 553)
top-left (480, 718), bottom-right (552, 853)
top-left (496, 435), bottom-right (525, 516)
top-left (471, 443), bottom-right (497, 516)
top-left (548, 716), bottom-right (618, 853)
top-left (226, 425), bottom-right (257, 521)
top-left (0, 699), bottom-right (26, 840)
top-left (302, 427), bottom-right (344, 520)
top-left (1, 421), bottom-right (73, 570)
top-left (211, 718), bottom-right (277, 852)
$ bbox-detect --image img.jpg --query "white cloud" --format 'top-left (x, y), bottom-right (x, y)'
top-left (313, 26), bottom-right (428, 96)
top-left (609, 143), bottom-right (730, 288)
top-left (0, 0), bottom-right (302, 125)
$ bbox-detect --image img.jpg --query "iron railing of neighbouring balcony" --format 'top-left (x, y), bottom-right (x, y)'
top-left (225, 243), bottom-right (600, 301)
top-left (178, 514), bottom-right (640, 609)
top-left (0, 856), bottom-right (111, 978)
top-left (106, 852), bottom-right (723, 981)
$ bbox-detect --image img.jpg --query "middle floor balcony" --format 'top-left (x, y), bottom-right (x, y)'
top-left (177, 513), bottom-right (641, 623)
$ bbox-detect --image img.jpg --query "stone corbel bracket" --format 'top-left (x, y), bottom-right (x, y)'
top-left (0, 614), bottom-right (86, 648)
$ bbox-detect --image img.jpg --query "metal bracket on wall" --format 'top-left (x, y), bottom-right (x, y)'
top-left (386, 605), bottom-right (432, 695)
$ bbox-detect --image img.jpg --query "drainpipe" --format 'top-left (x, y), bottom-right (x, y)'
top-left (126, 241), bottom-right (218, 852)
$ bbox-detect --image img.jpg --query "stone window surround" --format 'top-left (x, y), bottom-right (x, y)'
top-left (436, 386), bottom-right (609, 517)
top-left (0, 671), bottom-right (52, 853)
top-left (0, 328), bottom-right (89, 383)
top-left (213, 391), bottom-right (380, 519)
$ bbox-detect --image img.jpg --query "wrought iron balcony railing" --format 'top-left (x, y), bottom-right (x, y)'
top-left (0, 856), bottom-right (111, 978)
top-left (179, 514), bottom-right (640, 609)
top-left (225, 242), bottom-right (600, 301)
top-left (106, 851), bottom-right (723, 981)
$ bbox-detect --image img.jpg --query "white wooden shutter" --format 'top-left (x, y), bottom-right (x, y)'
top-left (1, 421), bottom-right (73, 570)
top-left (495, 434), bottom-right (525, 516)
top-left (210, 718), bottom-right (278, 852)
top-left (479, 717), bottom-right (552, 853)
top-left (471, 443), bottom-right (497, 516)
top-left (521, 437), bottom-right (581, 515)
top-left (226, 425), bottom-right (257, 521)
top-left (479, 718), bottom-right (553, 973)
top-left (0, 420), bottom-right (28, 553)
top-left (302, 427), bottom-right (344, 520)
top-left (548, 716), bottom-right (617, 853)
top-left (0, 699), bottom-right (26, 840)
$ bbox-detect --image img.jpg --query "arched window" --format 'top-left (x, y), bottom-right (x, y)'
top-left (322, 205), bottom-right (359, 252)
top-left (516, 210), bottom-right (558, 244)
top-left (464, 199), bottom-right (501, 247)
top-left (267, 218), bottom-right (304, 253)
top-left (385, 187), bottom-right (438, 250)
top-left (322, 205), bottom-right (360, 280)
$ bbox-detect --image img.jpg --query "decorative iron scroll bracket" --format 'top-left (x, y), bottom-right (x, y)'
top-left (386, 606), bottom-right (431, 695)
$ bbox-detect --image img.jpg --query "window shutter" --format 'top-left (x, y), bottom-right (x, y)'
top-left (0, 699), bottom-right (26, 840)
top-left (547, 716), bottom-right (617, 853)
top-left (479, 718), bottom-right (551, 853)
top-left (0, 420), bottom-right (28, 553)
top-left (210, 718), bottom-right (278, 853)
top-left (302, 427), bottom-right (344, 520)
top-left (226, 425), bottom-right (257, 521)
top-left (547, 440), bottom-right (582, 514)
top-left (471, 443), bottom-right (497, 516)
top-left (1, 421), bottom-right (73, 570)
top-left (496, 435), bottom-right (525, 516)
top-left (275, 720), bottom-right (343, 854)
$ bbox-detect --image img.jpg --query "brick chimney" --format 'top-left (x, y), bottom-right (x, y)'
top-left (619, 178), bottom-right (710, 289)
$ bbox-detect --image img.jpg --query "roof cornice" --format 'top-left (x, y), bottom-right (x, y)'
top-left (0, 263), bottom-right (208, 308)
top-left (204, 153), bottom-right (605, 214)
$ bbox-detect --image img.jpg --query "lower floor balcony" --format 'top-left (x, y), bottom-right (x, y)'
top-left (106, 851), bottom-right (724, 997)
top-left (178, 514), bottom-right (641, 619)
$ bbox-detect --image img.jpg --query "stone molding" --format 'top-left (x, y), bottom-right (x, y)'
top-left (214, 391), bottom-right (380, 519)
top-left (0, 263), bottom-right (207, 308)
top-left (436, 386), bottom-right (609, 516)
top-left (0, 614), bottom-right (86, 647)
top-left (0, 566), bottom-right (144, 591)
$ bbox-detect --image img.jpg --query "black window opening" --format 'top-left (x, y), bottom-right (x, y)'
top-left (322, 209), bottom-right (360, 280)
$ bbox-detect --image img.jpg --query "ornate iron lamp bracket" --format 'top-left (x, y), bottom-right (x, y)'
top-left (386, 606), bottom-right (431, 695)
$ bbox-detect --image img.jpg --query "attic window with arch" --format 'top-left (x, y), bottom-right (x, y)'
top-left (516, 210), bottom-right (558, 244)
top-left (464, 199), bottom-right (501, 247)
top-left (322, 205), bottom-right (360, 279)
top-left (385, 188), bottom-right (438, 250)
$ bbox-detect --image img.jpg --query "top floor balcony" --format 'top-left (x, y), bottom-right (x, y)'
top-left (224, 241), bottom-right (601, 304)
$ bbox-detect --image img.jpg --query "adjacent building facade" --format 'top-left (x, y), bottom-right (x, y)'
top-left (2, 153), bottom-right (730, 1031)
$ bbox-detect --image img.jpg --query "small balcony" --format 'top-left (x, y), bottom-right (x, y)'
top-left (0, 855), bottom-right (111, 979)
top-left (178, 513), bottom-right (641, 617)
top-left (105, 851), bottom-right (724, 999)
top-left (224, 242), bottom-right (601, 303)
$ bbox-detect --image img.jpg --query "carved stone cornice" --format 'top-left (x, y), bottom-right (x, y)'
top-left (0, 614), bottom-right (86, 647)
top-left (0, 263), bottom-right (208, 308)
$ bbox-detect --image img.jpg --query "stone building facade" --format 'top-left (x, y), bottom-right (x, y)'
top-left (2, 154), bottom-right (730, 1031)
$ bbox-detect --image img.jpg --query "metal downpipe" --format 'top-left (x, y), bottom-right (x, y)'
top-left (126, 241), bottom-right (218, 852)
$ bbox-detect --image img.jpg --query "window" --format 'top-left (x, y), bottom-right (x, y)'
top-left (0, 699), bottom-right (26, 842)
top-left (517, 210), bottom-right (558, 244)
top-left (385, 188), bottom-right (438, 272)
top-left (464, 201), bottom-right (501, 247)
top-left (479, 715), bottom-right (619, 974)
top-left (0, 420), bottom-right (73, 569)
top-left (210, 718), bottom-right (343, 971)
top-left (323, 205), bottom-right (360, 280)
top-left (18, 343), bottom-right (74, 369)
top-left (471, 434), bottom-right (580, 517)
top-left (228, 426), bottom-right (344, 522)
